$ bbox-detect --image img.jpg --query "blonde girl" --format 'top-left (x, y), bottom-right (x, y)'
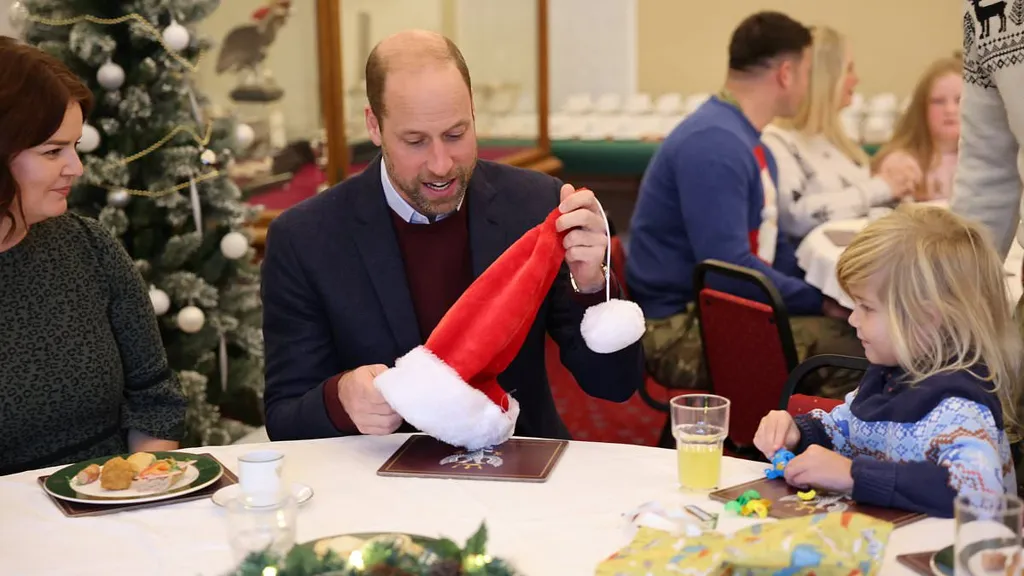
top-left (873, 57), bottom-right (963, 202)
top-left (763, 26), bottom-right (922, 240)
top-left (753, 205), bottom-right (1020, 517)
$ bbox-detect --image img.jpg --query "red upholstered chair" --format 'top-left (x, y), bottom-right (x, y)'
top-left (544, 235), bottom-right (669, 446)
top-left (780, 354), bottom-right (870, 416)
top-left (694, 259), bottom-right (799, 457)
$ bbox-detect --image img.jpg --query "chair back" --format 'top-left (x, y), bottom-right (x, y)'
top-left (779, 354), bottom-right (870, 415)
top-left (694, 259), bottom-right (798, 452)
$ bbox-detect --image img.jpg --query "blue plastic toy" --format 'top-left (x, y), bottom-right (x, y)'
top-left (765, 449), bottom-right (795, 479)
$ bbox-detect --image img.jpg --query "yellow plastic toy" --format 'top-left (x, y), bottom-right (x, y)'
top-left (797, 490), bottom-right (817, 501)
top-left (740, 498), bottom-right (770, 518)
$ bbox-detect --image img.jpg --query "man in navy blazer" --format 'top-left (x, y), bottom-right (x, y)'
top-left (260, 30), bottom-right (644, 442)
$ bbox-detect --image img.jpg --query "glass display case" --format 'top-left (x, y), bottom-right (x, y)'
top-left (199, 0), bottom-right (558, 253)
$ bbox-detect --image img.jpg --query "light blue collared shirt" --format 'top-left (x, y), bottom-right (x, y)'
top-left (381, 163), bottom-right (462, 224)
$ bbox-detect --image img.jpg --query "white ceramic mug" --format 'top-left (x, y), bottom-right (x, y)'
top-left (238, 450), bottom-right (285, 505)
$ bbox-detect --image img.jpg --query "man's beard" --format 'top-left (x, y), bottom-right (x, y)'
top-left (383, 149), bottom-right (474, 218)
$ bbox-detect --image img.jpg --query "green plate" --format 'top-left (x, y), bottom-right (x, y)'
top-left (934, 539), bottom-right (1020, 576)
top-left (931, 546), bottom-right (953, 576)
top-left (42, 451), bottom-right (223, 505)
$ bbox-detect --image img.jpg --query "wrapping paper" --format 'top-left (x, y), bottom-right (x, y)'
top-left (597, 512), bottom-right (894, 576)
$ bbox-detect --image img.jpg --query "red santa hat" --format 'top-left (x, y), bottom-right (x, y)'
top-left (374, 201), bottom-right (645, 450)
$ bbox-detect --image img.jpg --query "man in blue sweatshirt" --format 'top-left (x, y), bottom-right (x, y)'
top-left (627, 12), bottom-right (863, 397)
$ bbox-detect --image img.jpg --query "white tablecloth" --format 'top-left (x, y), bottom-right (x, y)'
top-left (797, 217), bottom-right (1024, 309)
top-left (0, 434), bottom-right (951, 575)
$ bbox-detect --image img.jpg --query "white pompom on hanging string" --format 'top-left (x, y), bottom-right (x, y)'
top-left (177, 305), bottom-right (205, 333)
top-left (149, 287), bottom-right (170, 316)
top-left (77, 124), bottom-right (100, 153)
top-left (97, 60), bottom-right (125, 91)
top-left (161, 19), bottom-right (190, 51)
top-left (578, 193), bottom-right (646, 354)
top-left (188, 174), bottom-right (203, 238)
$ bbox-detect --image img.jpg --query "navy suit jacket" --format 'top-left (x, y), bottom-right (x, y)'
top-left (260, 158), bottom-right (644, 441)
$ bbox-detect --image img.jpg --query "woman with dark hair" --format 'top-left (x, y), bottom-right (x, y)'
top-left (0, 38), bottom-right (186, 475)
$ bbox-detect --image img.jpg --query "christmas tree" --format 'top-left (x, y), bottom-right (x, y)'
top-left (10, 0), bottom-right (265, 446)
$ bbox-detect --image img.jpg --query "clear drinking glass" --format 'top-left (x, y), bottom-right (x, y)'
top-left (671, 394), bottom-right (730, 491)
top-left (225, 492), bottom-right (299, 562)
top-left (954, 492), bottom-right (1023, 575)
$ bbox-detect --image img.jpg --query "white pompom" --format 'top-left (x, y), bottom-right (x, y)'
top-left (78, 124), bottom-right (100, 153)
top-left (176, 305), bottom-right (205, 333)
top-left (97, 61), bottom-right (125, 91)
top-left (580, 299), bottom-right (646, 354)
top-left (235, 123), bottom-right (255, 149)
top-left (8, 1), bottom-right (28, 32)
top-left (162, 20), bottom-right (190, 51)
top-left (219, 231), bottom-right (249, 259)
top-left (149, 288), bottom-right (170, 316)
top-left (106, 188), bottom-right (130, 208)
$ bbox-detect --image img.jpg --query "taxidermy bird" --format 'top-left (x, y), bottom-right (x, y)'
top-left (215, 0), bottom-right (293, 81)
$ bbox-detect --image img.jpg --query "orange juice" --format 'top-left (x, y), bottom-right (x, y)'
top-left (675, 424), bottom-right (725, 491)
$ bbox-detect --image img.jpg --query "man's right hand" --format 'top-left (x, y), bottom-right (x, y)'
top-left (337, 364), bottom-right (403, 435)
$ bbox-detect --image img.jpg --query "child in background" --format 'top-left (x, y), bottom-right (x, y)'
top-left (753, 204), bottom-right (1021, 517)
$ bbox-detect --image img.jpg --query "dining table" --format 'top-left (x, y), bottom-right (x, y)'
top-left (0, 433), bottom-right (952, 575)
top-left (797, 209), bottom-right (1024, 310)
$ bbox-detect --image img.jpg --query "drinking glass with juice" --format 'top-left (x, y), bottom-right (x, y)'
top-left (671, 394), bottom-right (730, 491)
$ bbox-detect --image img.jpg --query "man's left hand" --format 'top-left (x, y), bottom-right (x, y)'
top-left (783, 445), bottom-right (854, 493)
top-left (556, 184), bottom-right (607, 294)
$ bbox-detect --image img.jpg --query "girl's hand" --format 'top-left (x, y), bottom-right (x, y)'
top-left (784, 445), bottom-right (854, 493)
top-left (753, 410), bottom-right (801, 459)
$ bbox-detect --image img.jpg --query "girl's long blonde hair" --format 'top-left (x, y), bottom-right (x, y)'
top-left (872, 57), bottom-right (963, 196)
top-left (836, 205), bottom-right (1022, 437)
top-left (775, 26), bottom-right (868, 166)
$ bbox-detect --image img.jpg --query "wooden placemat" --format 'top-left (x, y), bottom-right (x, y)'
top-left (377, 434), bottom-right (568, 482)
top-left (37, 452), bottom-right (237, 518)
top-left (896, 550), bottom-right (939, 576)
top-left (709, 477), bottom-right (927, 528)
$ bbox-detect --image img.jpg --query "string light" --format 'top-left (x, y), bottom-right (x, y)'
top-left (121, 120), bottom-right (214, 165)
top-left (26, 12), bottom-right (205, 71)
top-left (112, 169), bottom-right (221, 199)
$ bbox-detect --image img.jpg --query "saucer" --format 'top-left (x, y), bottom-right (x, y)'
top-left (211, 482), bottom-right (314, 507)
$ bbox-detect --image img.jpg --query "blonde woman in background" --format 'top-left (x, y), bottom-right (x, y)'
top-left (873, 57), bottom-right (963, 202)
top-left (763, 26), bottom-right (922, 241)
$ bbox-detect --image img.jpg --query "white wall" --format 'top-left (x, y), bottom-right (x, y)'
top-left (548, 0), bottom-right (637, 110)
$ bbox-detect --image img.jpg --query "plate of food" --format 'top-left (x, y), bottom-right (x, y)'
top-left (42, 451), bottom-right (223, 505)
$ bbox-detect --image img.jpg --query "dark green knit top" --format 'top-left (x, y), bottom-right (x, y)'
top-left (0, 213), bottom-right (186, 475)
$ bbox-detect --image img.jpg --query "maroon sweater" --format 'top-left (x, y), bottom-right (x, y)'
top-left (322, 205), bottom-right (618, 432)
top-left (323, 207), bottom-right (473, 431)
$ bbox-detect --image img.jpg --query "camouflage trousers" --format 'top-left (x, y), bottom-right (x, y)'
top-left (642, 305), bottom-right (866, 399)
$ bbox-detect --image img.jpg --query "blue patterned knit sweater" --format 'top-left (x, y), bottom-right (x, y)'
top-left (795, 364), bottom-right (1015, 518)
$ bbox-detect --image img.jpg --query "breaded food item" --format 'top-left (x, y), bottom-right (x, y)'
top-left (99, 457), bottom-right (134, 490)
top-left (126, 452), bottom-right (156, 475)
top-left (74, 463), bottom-right (100, 485)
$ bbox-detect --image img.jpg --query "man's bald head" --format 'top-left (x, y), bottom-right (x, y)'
top-left (365, 30), bottom-right (473, 126)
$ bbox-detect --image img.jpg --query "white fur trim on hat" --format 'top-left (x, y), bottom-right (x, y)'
top-left (580, 299), bottom-right (646, 354)
top-left (373, 346), bottom-right (520, 450)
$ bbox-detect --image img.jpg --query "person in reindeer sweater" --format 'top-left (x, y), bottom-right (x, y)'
top-left (627, 11), bottom-right (863, 398)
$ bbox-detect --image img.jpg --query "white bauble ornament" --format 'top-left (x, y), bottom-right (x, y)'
top-left (149, 288), bottom-right (170, 316)
top-left (235, 123), bottom-right (255, 150)
top-left (8, 1), bottom-right (28, 31)
top-left (106, 189), bottom-right (130, 208)
top-left (77, 124), bottom-right (100, 153)
top-left (200, 148), bottom-right (217, 165)
top-left (177, 305), bottom-right (205, 333)
top-left (97, 61), bottom-right (125, 91)
top-left (219, 231), bottom-right (249, 259)
top-left (162, 20), bottom-right (190, 51)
